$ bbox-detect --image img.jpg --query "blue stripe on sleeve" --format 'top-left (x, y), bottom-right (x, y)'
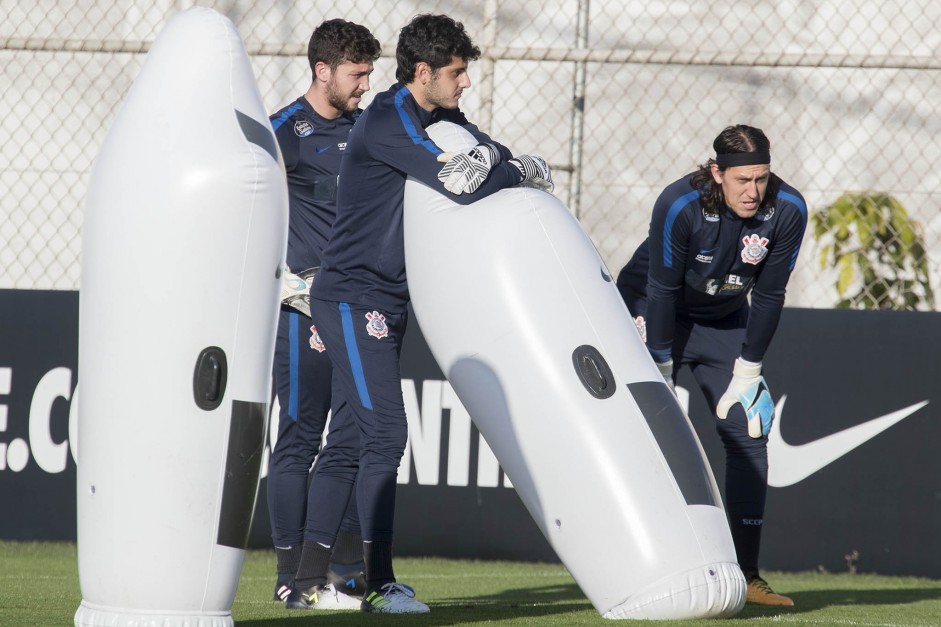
top-left (270, 102), bottom-right (303, 131)
top-left (288, 311), bottom-right (299, 420)
top-left (778, 191), bottom-right (807, 218)
top-left (662, 190), bottom-right (699, 268)
top-left (778, 191), bottom-right (808, 271)
top-left (393, 87), bottom-right (443, 156)
top-left (339, 302), bottom-right (373, 410)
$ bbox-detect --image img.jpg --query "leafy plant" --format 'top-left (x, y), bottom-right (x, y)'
top-left (811, 191), bottom-right (934, 310)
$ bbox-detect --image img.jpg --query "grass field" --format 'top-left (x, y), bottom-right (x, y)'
top-left (2, 541), bottom-right (940, 626)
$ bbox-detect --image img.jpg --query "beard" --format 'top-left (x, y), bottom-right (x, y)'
top-left (424, 76), bottom-right (460, 110)
top-left (325, 79), bottom-right (361, 114)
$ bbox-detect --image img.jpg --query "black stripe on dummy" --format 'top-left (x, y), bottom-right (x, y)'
top-left (627, 381), bottom-right (720, 507)
top-left (217, 399), bottom-right (268, 549)
top-left (235, 109), bottom-right (279, 162)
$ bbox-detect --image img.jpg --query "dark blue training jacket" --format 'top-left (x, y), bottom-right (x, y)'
top-left (312, 82), bottom-right (524, 313)
top-left (270, 96), bottom-right (358, 272)
top-left (618, 172), bottom-right (808, 364)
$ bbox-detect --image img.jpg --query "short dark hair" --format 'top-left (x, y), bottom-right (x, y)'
top-left (691, 125), bottom-right (777, 216)
top-left (308, 19), bottom-right (381, 74)
top-left (395, 14), bottom-right (481, 83)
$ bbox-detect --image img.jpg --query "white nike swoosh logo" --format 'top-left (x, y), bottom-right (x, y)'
top-left (767, 395), bottom-right (928, 487)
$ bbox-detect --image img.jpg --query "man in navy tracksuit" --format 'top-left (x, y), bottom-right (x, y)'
top-left (617, 125), bottom-right (807, 607)
top-left (292, 13), bottom-right (553, 615)
top-left (266, 19), bottom-right (380, 611)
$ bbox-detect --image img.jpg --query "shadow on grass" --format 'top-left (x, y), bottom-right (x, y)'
top-left (436, 581), bottom-right (589, 605)
top-left (236, 584), bottom-right (941, 625)
top-left (237, 583), bottom-right (594, 626)
top-left (734, 587), bottom-right (941, 620)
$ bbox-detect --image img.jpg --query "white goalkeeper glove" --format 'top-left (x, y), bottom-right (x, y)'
top-left (716, 357), bottom-right (774, 438)
top-left (436, 143), bottom-right (500, 194)
top-left (279, 267), bottom-right (317, 318)
top-left (656, 359), bottom-right (675, 394)
top-left (508, 154), bottom-right (554, 192)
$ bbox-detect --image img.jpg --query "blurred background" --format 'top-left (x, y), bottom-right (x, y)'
top-left (2, 0), bottom-right (939, 309)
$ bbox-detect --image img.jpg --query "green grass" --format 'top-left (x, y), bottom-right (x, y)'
top-left (2, 541), bottom-right (940, 626)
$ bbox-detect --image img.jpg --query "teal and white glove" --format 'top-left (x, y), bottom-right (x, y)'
top-left (436, 143), bottom-right (500, 194)
top-left (279, 266), bottom-right (317, 318)
top-left (656, 359), bottom-right (675, 394)
top-left (716, 357), bottom-right (774, 438)
top-left (508, 154), bottom-right (554, 192)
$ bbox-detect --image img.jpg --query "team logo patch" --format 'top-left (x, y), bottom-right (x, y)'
top-left (365, 311), bottom-right (389, 339)
top-left (695, 246), bottom-right (718, 264)
top-left (633, 316), bottom-right (647, 343)
top-left (741, 234), bottom-right (770, 265)
top-left (705, 274), bottom-right (746, 295)
top-left (294, 120), bottom-right (314, 137)
top-left (309, 325), bottom-right (325, 352)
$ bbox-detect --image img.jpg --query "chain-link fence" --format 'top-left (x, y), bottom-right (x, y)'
top-left (3, 0), bottom-right (940, 309)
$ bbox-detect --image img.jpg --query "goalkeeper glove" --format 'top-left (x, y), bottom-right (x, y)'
top-left (436, 143), bottom-right (500, 194)
top-left (508, 154), bottom-right (554, 192)
top-left (656, 359), bottom-right (676, 394)
top-left (716, 357), bottom-right (774, 438)
top-left (279, 267), bottom-right (317, 318)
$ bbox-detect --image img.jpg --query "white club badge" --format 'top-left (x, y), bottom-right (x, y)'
top-left (309, 325), bottom-right (326, 352)
top-left (294, 120), bottom-right (313, 137)
top-left (741, 234), bottom-right (770, 265)
top-left (365, 310), bottom-right (389, 339)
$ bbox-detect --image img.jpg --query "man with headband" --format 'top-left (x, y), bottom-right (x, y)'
top-left (616, 124), bottom-right (807, 606)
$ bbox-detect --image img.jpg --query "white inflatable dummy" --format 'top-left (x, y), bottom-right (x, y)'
top-left (75, 7), bottom-right (287, 627)
top-left (404, 122), bottom-right (746, 619)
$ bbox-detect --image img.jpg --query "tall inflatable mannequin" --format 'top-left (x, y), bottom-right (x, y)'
top-left (403, 122), bottom-right (746, 620)
top-left (75, 8), bottom-right (287, 627)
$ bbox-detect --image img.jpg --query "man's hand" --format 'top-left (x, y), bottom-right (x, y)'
top-left (716, 357), bottom-right (774, 438)
top-left (508, 154), bottom-right (554, 192)
top-left (436, 144), bottom-right (500, 194)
